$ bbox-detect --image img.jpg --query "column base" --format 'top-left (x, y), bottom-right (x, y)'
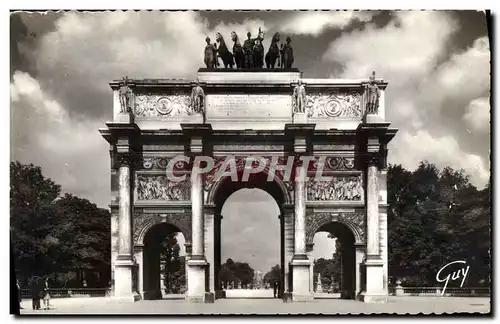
top-left (361, 255), bottom-right (386, 303)
top-left (282, 292), bottom-right (293, 303)
top-left (292, 293), bottom-right (314, 302)
top-left (114, 256), bottom-right (137, 300)
top-left (291, 257), bottom-right (313, 302)
top-left (186, 258), bottom-right (208, 302)
top-left (111, 293), bottom-right (141, 303)
top-left (359, 292), bottom-right (388, 303)
top-left (185, 292), bottom-right (215, 303)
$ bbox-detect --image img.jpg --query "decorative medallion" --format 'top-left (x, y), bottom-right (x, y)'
top-left (306, 92), bottom-right (363, 118)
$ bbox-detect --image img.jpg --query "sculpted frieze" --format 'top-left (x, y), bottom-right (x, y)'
top-left (306, 92), bottom-right (363, 118)
top-left (136, 175), bottom-right (190, 200)
top-left (307, 175), bottom-right (363, 201)
top-left (134, 92), bottom-right (196, 117)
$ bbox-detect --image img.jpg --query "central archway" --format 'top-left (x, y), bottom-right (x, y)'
top-left (208, 170), bottom-right (290, 299)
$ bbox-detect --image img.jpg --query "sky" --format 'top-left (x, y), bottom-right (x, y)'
top-left (10, 10), bottom-right (490, 273)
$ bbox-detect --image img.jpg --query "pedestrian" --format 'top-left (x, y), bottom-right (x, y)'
top-left (42, 277), bottom-right (51, 310)
top-left (273, 280), bottom-right (278, 298)
top-left (16, 279), bottom-right (22, 310)
top-left (29, 277), bottom-right (40, 310)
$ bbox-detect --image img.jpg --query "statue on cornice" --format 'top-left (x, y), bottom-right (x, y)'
top-left (293, 79), bottom-right (306, 113)
top-left (365, 71), bottom-right (381, 114)
top-left (243, 31), bottom-right (255, 69)
top-left (204, 36), bottom-right (217, 68)
top-left (282, 36), bottom-right (294, 68)
top-left (118, 76), bottom-right (133, 114)
top-left (190, 79), bottom-right (205, 114)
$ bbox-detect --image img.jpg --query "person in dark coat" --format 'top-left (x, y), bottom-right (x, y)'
top-left (30, 278), bottom-right (40, 310)
top-left (16, 280), bottom-right (22, 309)
top-left (273, 280), bottom-right (278, 298)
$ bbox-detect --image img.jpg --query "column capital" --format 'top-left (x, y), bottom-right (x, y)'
top-left (366, 155), bottom-right (381, 168)
top-left (116, 153), bottom-right (133, 167)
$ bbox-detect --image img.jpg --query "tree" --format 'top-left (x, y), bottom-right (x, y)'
top-left (263, 265), bottom-right (281, 285)
top-left (10, 162), bottom-right (61, 284)
top-left (52, 194), bottom-right (111, 287)
top-left (387, 161), bottom-right (491, 286)
top-left (220, 258), bottom-right (255, 287)
top-left (10, 162), bottom-right (111, 287)
top-left (160, 233), bottom-right (183, 293)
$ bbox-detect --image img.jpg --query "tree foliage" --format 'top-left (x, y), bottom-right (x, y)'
top-left (220, 258), bottom-right (255, 287)
top-left (10, 162), bottom-right (111, 287)
top-left (160, 233), bottom-right (185, 293)
top-left (263, 264), bottom-right (281, 286)
top-left (388, 161), bottom-right (491, 286)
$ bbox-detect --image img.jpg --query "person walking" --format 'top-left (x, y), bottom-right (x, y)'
top-left (16, 280), bottom-right (22, 310)
top-left (273, 280), bottom-right (278, 298)
top-left (30, 278), bottom-right (40, 310)
top-left (42, 278), bottom-right (51, 310)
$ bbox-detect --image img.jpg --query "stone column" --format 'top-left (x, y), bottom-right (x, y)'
top-left (282, 210), bottom-right (294, 299)
top-left (114, 155), bottom-right (139, 301)
top-left (186, 166), bottom-right (208, 302)
top-left (291, 163), bottom-right (313, 302)
top-left (360, 157), bottom-right (386, 303)
top-left (204, 211), bottom-right (215, 295)
top-left (355, 244), bottom-right (365, 299)
top-left (134, 246), bottom-right (144, 300)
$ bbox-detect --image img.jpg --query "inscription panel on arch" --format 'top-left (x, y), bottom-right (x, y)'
top-left (206, 94), bottom-right (292, 120)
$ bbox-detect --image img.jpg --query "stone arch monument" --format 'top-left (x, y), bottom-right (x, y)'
top-left (100, 68), bottom-right (397, 303)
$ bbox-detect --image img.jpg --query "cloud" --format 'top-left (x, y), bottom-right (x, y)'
top-left (463, 97), bottom-right (490, 133)
top-left (321, 11), bottom-right (490, 187)
top-left (390, 130), bottom-right (490, 186)
top-left (323, 11), bottom-right (459, 79)
top-left (278, 11), bottom-right (374, 37)
top-left (11, 71), bottom-right (109, 207)
top-left (431, 36), bottom-right (490, 105)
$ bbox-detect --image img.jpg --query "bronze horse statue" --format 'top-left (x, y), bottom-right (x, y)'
top-left (215, 32), bottom-right (234, 68)
top-left (231, 31), bottom-right (244, 69)
top-left (253, 28), bottom-right (265, 68)
top-left (265, 32), bottom-right (281, 69)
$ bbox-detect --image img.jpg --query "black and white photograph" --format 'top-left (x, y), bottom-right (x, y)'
top-left (8, 8), bottom-right (491, 315)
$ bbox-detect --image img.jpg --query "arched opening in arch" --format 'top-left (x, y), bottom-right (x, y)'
top-left (142, 223), bottom-right (186, 300)
top-left (311, 222), bottom-right (356, 300)
top-left (212, 172), bottom-right (286, 299)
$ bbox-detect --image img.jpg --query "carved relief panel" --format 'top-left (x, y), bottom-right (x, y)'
top-left (306, 175), bottom-right (363, 201)
top-left (135, 175), bottom-right (191, 201)
top-left (134, 92), bottom-right (197, 117)
top-left (306, 91), bottom-right (363, 118)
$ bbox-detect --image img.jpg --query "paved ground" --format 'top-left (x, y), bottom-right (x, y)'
top-left (18, 296), bottom-right (490, 315)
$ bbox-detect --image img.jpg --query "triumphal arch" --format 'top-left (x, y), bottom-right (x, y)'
top-left (100, 68), bottom-right (397, 303)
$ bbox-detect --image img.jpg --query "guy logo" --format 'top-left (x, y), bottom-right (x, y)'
top-left (436, 260), bottom-right (470, 296)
